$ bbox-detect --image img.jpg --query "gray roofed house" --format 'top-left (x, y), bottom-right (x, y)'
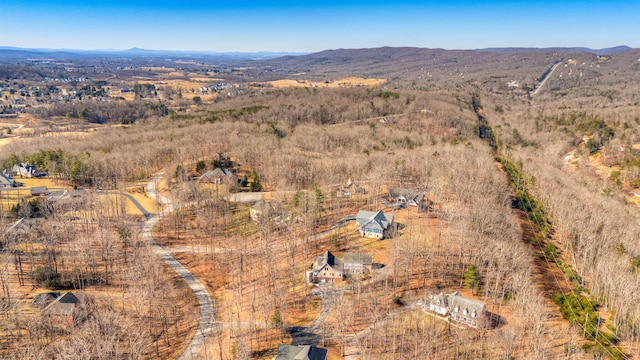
top-left (199, 168), bottom-right (235, 184)
top-left (425, 292), bottom-right (489, 329)
top-left (43, 292), bottom-right (87, 329)
top-left (311, 250), bottom-right (344, 283)
top-left (274, 345), bottom-right (328, 360)
top-left (343, 252), bottom-right (373, 275)
top-left (389, 188), bottom-right (424, 208)
top-left (33, 291), bottom-right (60, 308)
top-left (0, 173), bottom-right (15, 188)
top-left (355, 210), bottom-right (394, 240)
top-left (250, 200), bottom-right (287, 223)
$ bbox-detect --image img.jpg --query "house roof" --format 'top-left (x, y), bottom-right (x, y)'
top-left (343, 252), bottom-right (372, 266)
top-left (200, 168), bottom-right (234, 181)
top-left (389, 188), bottom-right (424, 204)
top-left (0, 173), bottom-right (14, 185)
top-left (14, 163), bottom-right (36, 174)
top-left (43, 292), bottom-right (85, 317)
top-left (312, 250), bottom-right (343, 273)
top-left (341, 178), bottom-right (363, 192)
top-left (33, 291), bottom-right (59, 308)
top-left (251, 200), bottom-right (283, 215)
top-left (355, 210), bottom-right (393, 230)
top-left (275, 345), bottom-right (328, 360)
top-left (447, 292), bottom-right (486, 317)
top-left (30, 186), bottom-right (48, 194)
top-left (430, 293), bottom-right (449, 307)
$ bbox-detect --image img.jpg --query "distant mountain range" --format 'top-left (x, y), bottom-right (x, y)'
top-left (0, 45), bottom-right (633, 61)
top-left (0, 46), bottom-right (306, 60)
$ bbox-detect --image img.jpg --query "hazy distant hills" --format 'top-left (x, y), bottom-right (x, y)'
top-left (0, 46), bottom-right (304, 60)
top-left (263, 47), bottom-right (564, 79)
top-left (2, 45), bottom-right (637, 86)
top-left (262, 45), bottom-right (640, 88)
top-left (0, 45), bottom-right (633, 62)
top-left (478, 45), bottom-right (632, 55)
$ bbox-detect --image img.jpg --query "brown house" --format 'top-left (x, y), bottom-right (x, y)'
top-left (310, 251), bottom-right (344, 283)
top-left (309, 251), bottom-right (375, 283)
top-left (43, 292), bottom-right (87, 329)
top-left (336, 178), bottom-right (365, 198)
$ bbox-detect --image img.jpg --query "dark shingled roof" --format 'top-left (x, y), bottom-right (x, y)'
top-left (312, 250), bottom-right (343, 272)
top-left (43, 292), bottom-right (85, 317)
top-left (275, 345), bottom-right (328, 360)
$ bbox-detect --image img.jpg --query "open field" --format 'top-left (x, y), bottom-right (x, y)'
top-left (266, 77), bottom-right (386, 88)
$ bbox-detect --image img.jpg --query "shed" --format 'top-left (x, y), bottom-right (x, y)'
top-left (30, 186), bottom-right (49, 196)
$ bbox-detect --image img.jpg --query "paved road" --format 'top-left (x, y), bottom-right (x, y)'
top-left (142, 176), bottom-right (216, 360)
top-left (530, 62), bottom-right (561, 96)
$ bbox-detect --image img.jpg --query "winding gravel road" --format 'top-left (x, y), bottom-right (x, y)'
top-left (142, 176), bottom-right (215, 360)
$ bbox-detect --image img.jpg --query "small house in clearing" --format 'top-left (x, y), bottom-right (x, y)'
top-left (425, 292), bottom-right (489, 329)
top-left (336, 178), bottom-right (365, 198)
top-left (355, 210), bottom-right (394, 239)
top-left (43, 292), bottom-right (87, 329)
top-left (309, 251), bottom-right (374, 283)
top-left (311, 251), bottom-right (344, 283)
top-left (389, 188), bottom-right (424, 208)
top-left (274, 345), bottom-right (328, 360)
top-left (199, 168), bottom-right (235, 184)
top-left (250, 200), bottom-right (286, 223)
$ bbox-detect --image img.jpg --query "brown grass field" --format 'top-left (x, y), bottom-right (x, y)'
top-left (265, 77), bottom-right (386, 88)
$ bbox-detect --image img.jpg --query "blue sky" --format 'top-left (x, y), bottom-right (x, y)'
top-left (1, 1), bottom-right (637, 52)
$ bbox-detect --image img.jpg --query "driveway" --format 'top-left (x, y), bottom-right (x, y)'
top-left (142, 176), bottom-right (216, 360)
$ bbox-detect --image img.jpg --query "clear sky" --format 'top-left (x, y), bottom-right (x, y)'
top-left (1, 0), bottom-right (637, 52)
